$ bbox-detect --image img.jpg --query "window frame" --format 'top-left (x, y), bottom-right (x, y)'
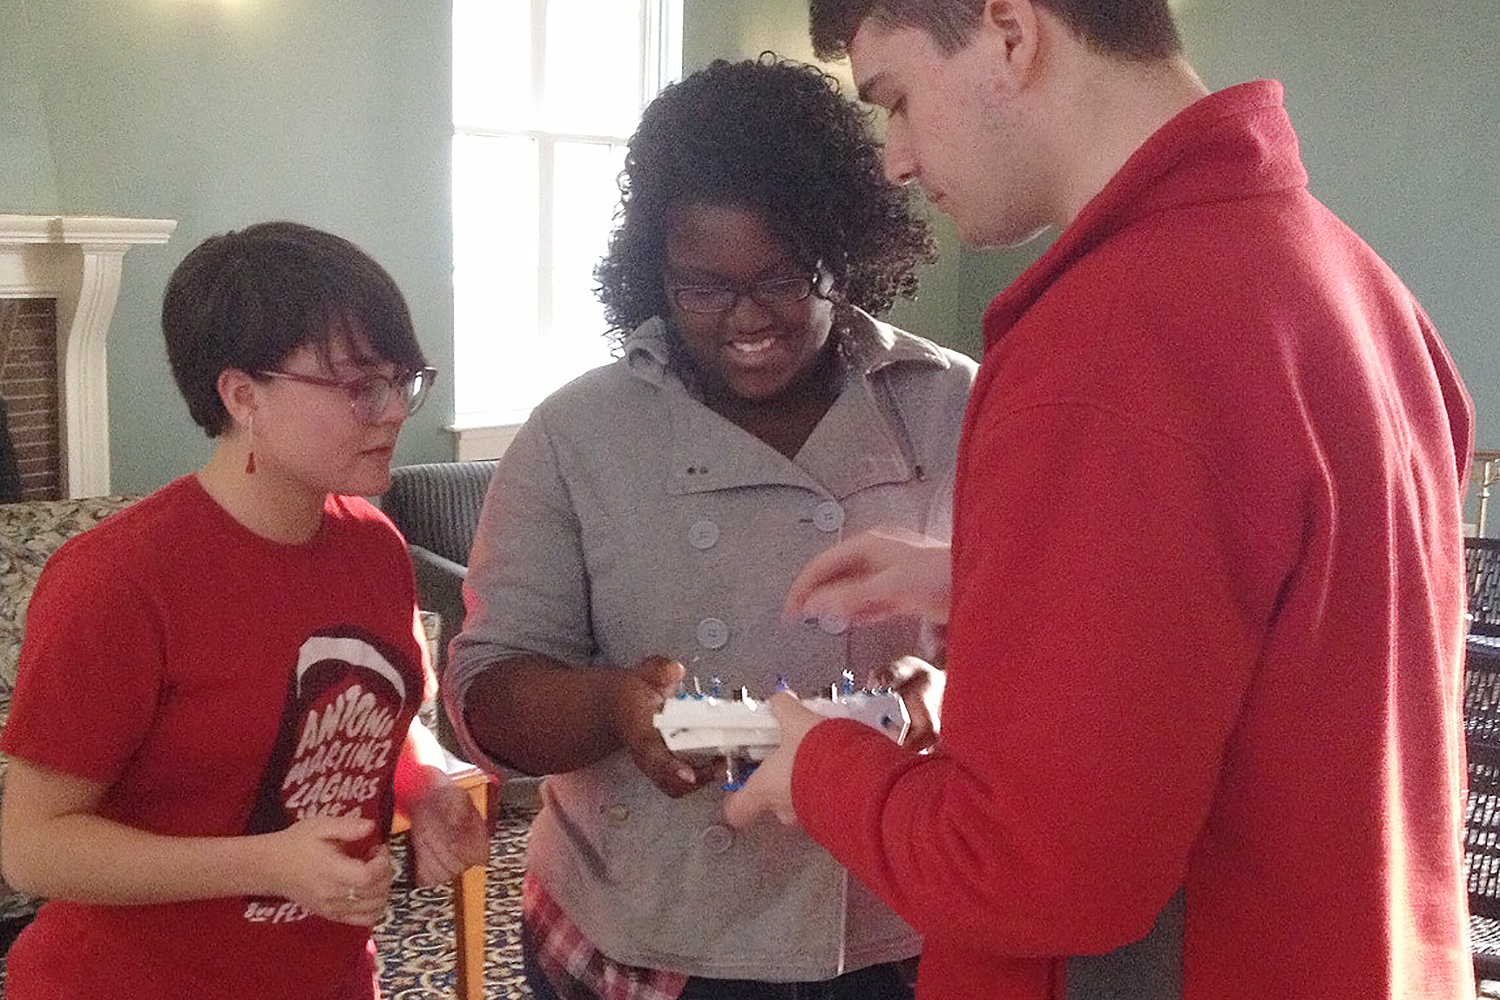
top-left (449, 0), bottom-right (682, 457)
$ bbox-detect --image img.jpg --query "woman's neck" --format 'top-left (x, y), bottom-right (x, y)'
top-left (196, 442), bottom-right (326, 545)
top-left (699, 341), bottom-right (842, 460)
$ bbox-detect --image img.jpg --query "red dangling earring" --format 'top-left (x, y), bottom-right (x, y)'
top-left (245, 414), bottom-right (256, 474)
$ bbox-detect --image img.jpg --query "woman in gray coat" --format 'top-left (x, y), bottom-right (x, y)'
top-left (446, 56), bottom-right (976, 1000)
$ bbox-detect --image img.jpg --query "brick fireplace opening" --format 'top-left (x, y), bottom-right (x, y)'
top-left (0, 298), bottom-right (61, 500)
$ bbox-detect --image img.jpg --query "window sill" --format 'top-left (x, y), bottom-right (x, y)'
top-left (447, 422), bottom-right (524, 462)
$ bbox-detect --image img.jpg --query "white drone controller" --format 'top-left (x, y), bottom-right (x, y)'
top-left (654, 679), bottom-right (908, 760)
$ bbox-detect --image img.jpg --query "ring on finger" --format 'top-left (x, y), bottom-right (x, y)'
top-left (346, 888), bottom-right (359, 903)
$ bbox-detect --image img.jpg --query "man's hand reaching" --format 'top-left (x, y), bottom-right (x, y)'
top-left (784, 527), bottom-right (952, 628)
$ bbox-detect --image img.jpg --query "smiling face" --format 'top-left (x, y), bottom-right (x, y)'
top-left (663, 201), bottom-right (836, 404)
top-left (851, 17), bottom-right (1055, 248)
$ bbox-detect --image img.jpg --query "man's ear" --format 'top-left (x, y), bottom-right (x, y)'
top-left (981, 0), bottom-right (1041, 81)
top-left (217, 369), bottom-right (259, 429)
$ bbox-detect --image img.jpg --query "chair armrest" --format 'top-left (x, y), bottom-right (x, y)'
top-left (412, 546), bottom-right (467, 667)
top-left (411, 545), bottom-right (467, 616)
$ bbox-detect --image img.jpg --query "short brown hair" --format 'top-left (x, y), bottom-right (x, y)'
top-left (161, 221), bottom-right (426, 437)
top-left (810, 0), bottom-right (1182, 62)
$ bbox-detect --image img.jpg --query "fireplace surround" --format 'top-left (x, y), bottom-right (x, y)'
top-left (0, 215), bottom-right (177, 498)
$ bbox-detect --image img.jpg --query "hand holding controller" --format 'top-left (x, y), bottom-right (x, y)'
top-left (653, 681), bottom-right (908, 760)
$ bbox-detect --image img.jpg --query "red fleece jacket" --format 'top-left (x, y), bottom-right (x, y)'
top-left (793, 81), bottom-right (1475, 1000)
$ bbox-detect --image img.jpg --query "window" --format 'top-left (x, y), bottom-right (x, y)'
top-left (451, 0), bottom-right (682, 437)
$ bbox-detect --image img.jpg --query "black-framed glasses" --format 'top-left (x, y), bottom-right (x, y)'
top-left (256, 366), bottom-right (438, 424)
top-left (667, 274), bottom-right (817, 315)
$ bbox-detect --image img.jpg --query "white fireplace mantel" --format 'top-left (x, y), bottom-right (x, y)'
top-left (0, 214), bottom-right (177, 498)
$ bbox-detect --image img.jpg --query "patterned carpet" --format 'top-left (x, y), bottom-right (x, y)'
top-left (0, 797), bottom-right (540, 998)
top-left (375, 797), bottom-right (537, 999)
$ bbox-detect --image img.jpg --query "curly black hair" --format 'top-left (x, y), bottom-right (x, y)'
top-left (595, 55), bottom-right (934, 342)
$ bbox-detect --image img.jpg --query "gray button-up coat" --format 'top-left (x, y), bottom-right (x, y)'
top-left (447, 311), bottom-right (976, 980)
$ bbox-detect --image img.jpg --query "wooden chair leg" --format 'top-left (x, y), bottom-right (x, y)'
top-left (453, 776), bottom-right (496, 1000)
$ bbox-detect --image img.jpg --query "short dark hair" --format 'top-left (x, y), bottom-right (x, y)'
top-left (161, 221), bottom-right (426, 436)
top-left (810, 0), bottom-right (1182, 62)
top-left (594, 55), bottom-right (933, 342)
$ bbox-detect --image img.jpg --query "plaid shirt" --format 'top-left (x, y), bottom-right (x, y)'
top-left (524, 872), bottom-right (689, 1000)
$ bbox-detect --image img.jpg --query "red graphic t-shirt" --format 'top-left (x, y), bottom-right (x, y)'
top-left (0, 478), bottom-right (427, 1000)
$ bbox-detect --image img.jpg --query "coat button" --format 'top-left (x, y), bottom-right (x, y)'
top-left (695, 617), bottom-right (730, 649)
top-left (812, 501), bottom-right (846, 533)
top-left (606, 804), bottom-right (629, 825)
top-left (817, 613), bottom-right (849, 635)
top-left (688, 518), bottom-right (720, 550)
top-left (700, 824), bottom-right (735, 854)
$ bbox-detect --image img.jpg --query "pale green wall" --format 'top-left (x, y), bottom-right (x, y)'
top-left (1177, 0), bottom-right (1499, 456)
top-left (1, 3), bottom-right (58, 210)
top-left (0, 0), bottom-right (1496, 494)
top-left (1, 0), bottom-right (453, 494)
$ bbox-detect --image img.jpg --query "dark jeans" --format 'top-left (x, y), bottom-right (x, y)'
top-left (521, 921), bottom-right (917, 1000)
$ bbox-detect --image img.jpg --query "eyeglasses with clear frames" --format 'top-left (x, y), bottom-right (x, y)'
top-left (255, 366), bottom-right (438, 424)
top-left (667, 274), bottom-right (817, 315)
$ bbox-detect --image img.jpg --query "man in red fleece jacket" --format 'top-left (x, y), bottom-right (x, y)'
top-left (723, 2), bottom-right (1477, 998)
